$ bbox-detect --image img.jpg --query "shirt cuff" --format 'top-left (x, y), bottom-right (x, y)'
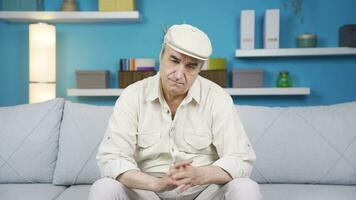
top-left (101, 159), bottom-right (140, 180)
top-left (212, 156), bottom-right (253, 179)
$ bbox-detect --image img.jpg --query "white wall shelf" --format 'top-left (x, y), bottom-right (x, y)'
top-left (68, 89), bottom-right (124, 96)
top-left (235, 47), bottom-right (356, 57)
top-left (225, 87), bottom-right (310, 95)
top-left (67, 87), bottom-right (310, 97)
top-left (0, 11), bottom-right (140, 23)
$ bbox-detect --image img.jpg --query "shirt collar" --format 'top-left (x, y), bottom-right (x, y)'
top-left (185, 76), bottom-right (201, 105)
top-left (145, 73), bottom-right (160, 102)
top-left (145, 73), bottom-right (201, 105)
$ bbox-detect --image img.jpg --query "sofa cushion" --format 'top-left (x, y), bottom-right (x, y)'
top-left (55, 185), bottom-right (91, 200)
top-left (53, 101), bottom-right (113, 185)
top-left (0, 183), bottom-right (67, 200)
top-left (0, 98), bottom-right (64, 183)
top-left (260, 184), bottom-right (356, 200)
top-left (236, 101), bottom-right (356, 185)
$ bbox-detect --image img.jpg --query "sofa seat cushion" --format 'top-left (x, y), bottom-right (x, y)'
top-left (260, 184), bottom-right (356, 200)
top-left (0, 98), bottom-right (64, 183)
top-left (55, 185), bottom-right (91, 200)
top-left (53, 101), bottom-right (113, 185)
top-left (0, 183), bottom-right (67, 200)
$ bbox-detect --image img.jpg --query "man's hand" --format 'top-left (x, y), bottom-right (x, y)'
top-left (152, 175), bottom-right (179, 193)
top-left (117, 170), bottom-right (179, 192)
top-left (167, 160), bottom-right (207, 193)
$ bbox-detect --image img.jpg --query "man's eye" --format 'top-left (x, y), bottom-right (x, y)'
top-left (186, 65), bottom-right (197, 70)
top-left (170, 59), bottom-right (179, 63)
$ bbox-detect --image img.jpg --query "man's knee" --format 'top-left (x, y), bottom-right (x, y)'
top-left (228, 178), bottom-right (260, 191)
top-left (88, 177), bottom-right (127, 200)
top-left (225, 178), bottom-right (262, 200)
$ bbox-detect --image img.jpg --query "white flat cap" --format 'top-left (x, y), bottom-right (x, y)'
top-left (164, 24), bottom-right (212, 61)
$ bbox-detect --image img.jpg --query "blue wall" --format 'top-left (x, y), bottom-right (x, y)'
top-left (1, 0), bottom-right (356, 107)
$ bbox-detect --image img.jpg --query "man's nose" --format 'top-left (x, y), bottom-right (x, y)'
top-left (174, 63), bottom-right (185, 80)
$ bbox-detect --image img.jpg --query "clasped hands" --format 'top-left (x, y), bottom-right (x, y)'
top-left (153, 160), bottom-right (207, 193)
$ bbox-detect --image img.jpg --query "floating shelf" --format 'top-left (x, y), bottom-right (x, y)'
top-left (225, 87), bottom-right (310, 95)
top-left (235, 47), bottom-right (356, 57)
top-left (68, 88), bottom-right (124, 96)
top-left (0, 11), bottom-right (140, 23)
top-left (67, 87), bottom-right (310, 97)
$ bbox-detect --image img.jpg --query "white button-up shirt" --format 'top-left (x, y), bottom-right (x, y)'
top-left (97, 73), bottom-right (256, 180)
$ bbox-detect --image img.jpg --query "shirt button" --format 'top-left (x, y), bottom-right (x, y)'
top-left (166, 110), bottom-right (170, 114)
top-left (171, 148), bottom-right (174, 152)
top-left (170, 127), bottom-right (175, 132)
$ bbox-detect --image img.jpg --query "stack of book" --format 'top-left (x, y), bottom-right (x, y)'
top-left (119, 58), bottom-right (156, 71)
top-left (118, 58), bottom-right (156, 88)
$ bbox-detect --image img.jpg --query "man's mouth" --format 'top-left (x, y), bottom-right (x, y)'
top-left (168, 78), bottom-right (184, 85)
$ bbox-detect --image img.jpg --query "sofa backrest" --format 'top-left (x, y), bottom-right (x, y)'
top-left (237, 102), bottom-right (356, 185)
top-left (0, 98), bottom-right (64, 183)
top-left (9, 99), bottom-right (352, 185)
top-left (52, 100), bottom-right (356, 185)
top-left (52, 101), bottom-right (113, 185)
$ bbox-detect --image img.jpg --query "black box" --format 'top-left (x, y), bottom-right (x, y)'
top-left (339, 24), bottom-right (356, 47)
top-left (199, 70), bottom-right (227, 88)
top-left (118, 71), bottom-right (156, 88)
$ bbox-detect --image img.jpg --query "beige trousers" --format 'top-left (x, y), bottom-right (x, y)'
top-left (88, 177), bottom-right (262, 200)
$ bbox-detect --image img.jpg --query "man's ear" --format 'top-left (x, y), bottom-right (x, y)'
top-left (159, 44), bottom-right (166, 60)
top-left (199, 60), bottom-right (207, 71)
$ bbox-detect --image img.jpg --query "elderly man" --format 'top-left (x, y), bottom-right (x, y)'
top-left (89, 24), bottom-right (261, 200)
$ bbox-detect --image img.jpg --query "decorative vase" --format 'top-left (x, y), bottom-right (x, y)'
top-left (276, 71), bottom-right (293, 87)
top-left (60, 0), bottom-right (78, 11)
top-left (296, 33), bottom-right (317, 48)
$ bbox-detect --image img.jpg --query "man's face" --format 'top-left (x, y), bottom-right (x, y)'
top-left (160, 46), bottom-right (204, 98)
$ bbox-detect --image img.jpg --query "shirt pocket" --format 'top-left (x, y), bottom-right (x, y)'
top-left (137, 131), bottom-right (161, 148)
top-left (183, 131), bottom-right (212, 150)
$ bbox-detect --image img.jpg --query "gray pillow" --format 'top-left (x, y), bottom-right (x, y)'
top-left (53, 101), bottom-right (113, 185)
top-left (0, 98), bottom-right (64, 183)
top-left (236, 101), bottom-right (356, 185)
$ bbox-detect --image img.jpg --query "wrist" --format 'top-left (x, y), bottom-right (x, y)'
top-left (149, 177), bottom-right (161, 192)
top-left (199, 166), bottom-right (210, 185)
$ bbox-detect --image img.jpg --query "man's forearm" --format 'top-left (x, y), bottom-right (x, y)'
top-left (116, 170), bottom-right (159, 191)
top-left (201, 165), bottom-right (232, 185)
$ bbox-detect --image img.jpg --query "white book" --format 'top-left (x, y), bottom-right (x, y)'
top-left (264, 9), bottom-right (280, 49)
top-left (240, 10), bottom-right (255, 49)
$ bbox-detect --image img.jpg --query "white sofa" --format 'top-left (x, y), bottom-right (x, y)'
top-left (0, 98), bottom-right (355, 200)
